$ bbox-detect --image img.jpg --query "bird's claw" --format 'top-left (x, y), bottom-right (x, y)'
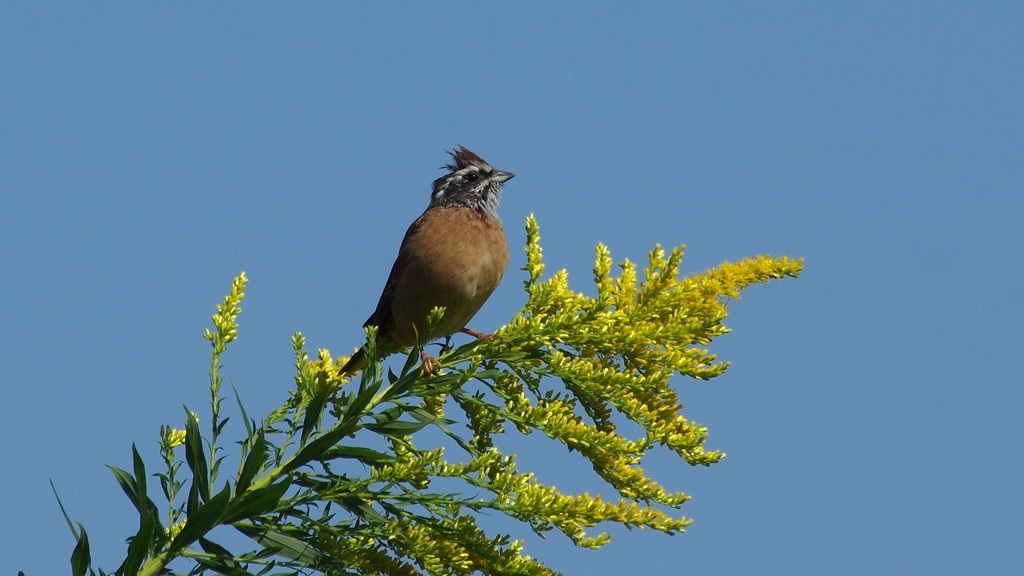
top-left (461, 328), bottom-right (501, 342)
top-left (420, 350), bottom-right (442, 376)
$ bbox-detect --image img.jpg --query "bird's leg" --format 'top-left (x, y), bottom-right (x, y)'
top-left (420, 350), bottom-right (442, 376)
top-left (461, 327), bottom-right (500, 342)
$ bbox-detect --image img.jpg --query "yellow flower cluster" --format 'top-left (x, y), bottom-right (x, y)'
top-left (317, 516), bottom-right (556, 576)
top-left (164, 519), bottom-right (186, 541)
top-left (297, 215), bottom-right (801, 572)
top-left (202, 271), bottom-right (246, 350)
top-left (159, 412), bottom-right (199, 450)
top-left (494, 470), bottom-right (691, 548)
top-left (159, 425), bottom-right (188, 450)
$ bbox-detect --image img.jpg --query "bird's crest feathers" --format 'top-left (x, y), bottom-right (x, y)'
top-left (444, 145), bottom-right (492, 172)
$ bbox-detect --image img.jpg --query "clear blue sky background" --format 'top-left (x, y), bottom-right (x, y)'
top-left (3, 3), bottom-right (1022, 575)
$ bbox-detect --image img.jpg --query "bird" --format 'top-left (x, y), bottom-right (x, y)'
top-left (339, 146), bottom-right (513, 377)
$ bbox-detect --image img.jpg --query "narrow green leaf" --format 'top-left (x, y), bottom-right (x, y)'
top-left (131, 444), bottom-right (149, 519)
top-left (236, 524), bottom-right (322, 563)
top-left (107, 465), bottom-right (164, 545)
top-left (69, 522), bottom-right (90, 576)
top-left (400, 342), bottom-right (422, 377)
top-left (374, 405), bottom-right (404, 422)
top-left (338, 495), bottom-right (386, 523)
top-left (186, 480), bottom-right (201, 519)
top-left (321, 446), bottom-right (394, 466)
top-left (236, 430), bottom-right (267, 494)
top-left (196, 538), bottom-right (256, 576)
top-left (198, 536), bottom-right (234, 557)
top-left (300, 373), bottom-right (333, 444)
top-left (404, 406), bottom-right (452, 425)
top-left (184, 407), bottom-right (210, 511)
top-left (50, 480), bottom-right (83, 539)
top-left (120, 509), bottom-right (155, 576)
top-left (282, 418), bottom-right (361, 474)
top-left (230, 381), bottom-right (254, 438)
top-left (363, 419), bottom-right (432, 437)
top-left (106, 466), bottom-right (140, 510)
top-left (171, 482), bottom-right (231, 552)
top-left (473, 368), bottom-right (509, 380)
top-left (222, 479), bottom-right (291, 524)
top-left (481, 350), bottom-right (530, 363)
top-left (379, 371), bottom-right (417, 401)
top-left (194, 560), bottom-right (256, 576)
top-left (345, 375), bottom-right (382, 420)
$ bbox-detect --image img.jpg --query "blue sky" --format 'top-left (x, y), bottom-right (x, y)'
top-left (3, 3), bottom-right (1022, 574)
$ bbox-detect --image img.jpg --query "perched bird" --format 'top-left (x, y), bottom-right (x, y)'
top-left (339, 146), bottom-right (513, 376)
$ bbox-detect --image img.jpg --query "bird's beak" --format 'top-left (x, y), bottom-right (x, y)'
top-left (493, 170), bottom-right (515, 183)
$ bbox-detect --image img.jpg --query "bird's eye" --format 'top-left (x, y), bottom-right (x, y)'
top-left (465, 172), bottom-right (479, 183)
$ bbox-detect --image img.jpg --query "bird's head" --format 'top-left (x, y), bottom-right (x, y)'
top-left (430, 146), bottom-right (514, 215)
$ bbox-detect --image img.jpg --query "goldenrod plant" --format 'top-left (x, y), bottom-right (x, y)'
top-left (61, 216), bottom-right (802, 576)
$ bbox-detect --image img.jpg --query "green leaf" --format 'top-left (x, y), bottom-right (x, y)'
top-left (283, 418), bottom-right (361, 474)
top-left (362, 405), bottom-right (448, 437)
top-left (236, 524), bottom-right (322, 564)
top-left (196, 538), bottom-right (256, 576)
top-left (222, 479), bottom-right (291, 524)
top-left (198, 537), bottom-right (234, 558)
top-left (194, 560), bottom-right (256, 576)
top-left (379, 369), bottom-right (419, 401)
top-left (400, 340), bottom-right (424, 376)
top-left (107, 465), bottom-right (139, 511)
top-left (132, 444), bottom-right (148, 515)
top-left (374, 405), bottom-right (404, 422)
top-left (472, 368), bottom-right (509, 380)
top-left (236, 430), bottom-right (267, 494)
top-left (338, 495), bottom-right (386, 523)
top-left (300, 372), bottom-right (333, 444)
top-left (346, 374), bottom-right (383, 420)
top-left (230, 381), bottom-right (254, 438)
top-left (184, 407), bottom-right (210, 512)
top-left (50, 480), bottom-right (77, 534)
top-left (171, 482), bottom-right (231, 553)
top-left (69, 522), bottom-right (90, 576)
top-left (120, 508), bottom-right (155, 576)
top-left (321, 446), bottom-right (394, 466)
top-left (363, 419), bottom-right (432, 437)
top-left (405, 406), bottom-right (452, 425)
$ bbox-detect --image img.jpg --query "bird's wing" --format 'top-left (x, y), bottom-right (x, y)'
top-left (363, 211), bottom-right (428, 331)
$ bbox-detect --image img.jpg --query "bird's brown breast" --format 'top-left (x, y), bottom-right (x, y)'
top-left (385, 206), bottom-right (508, 347)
